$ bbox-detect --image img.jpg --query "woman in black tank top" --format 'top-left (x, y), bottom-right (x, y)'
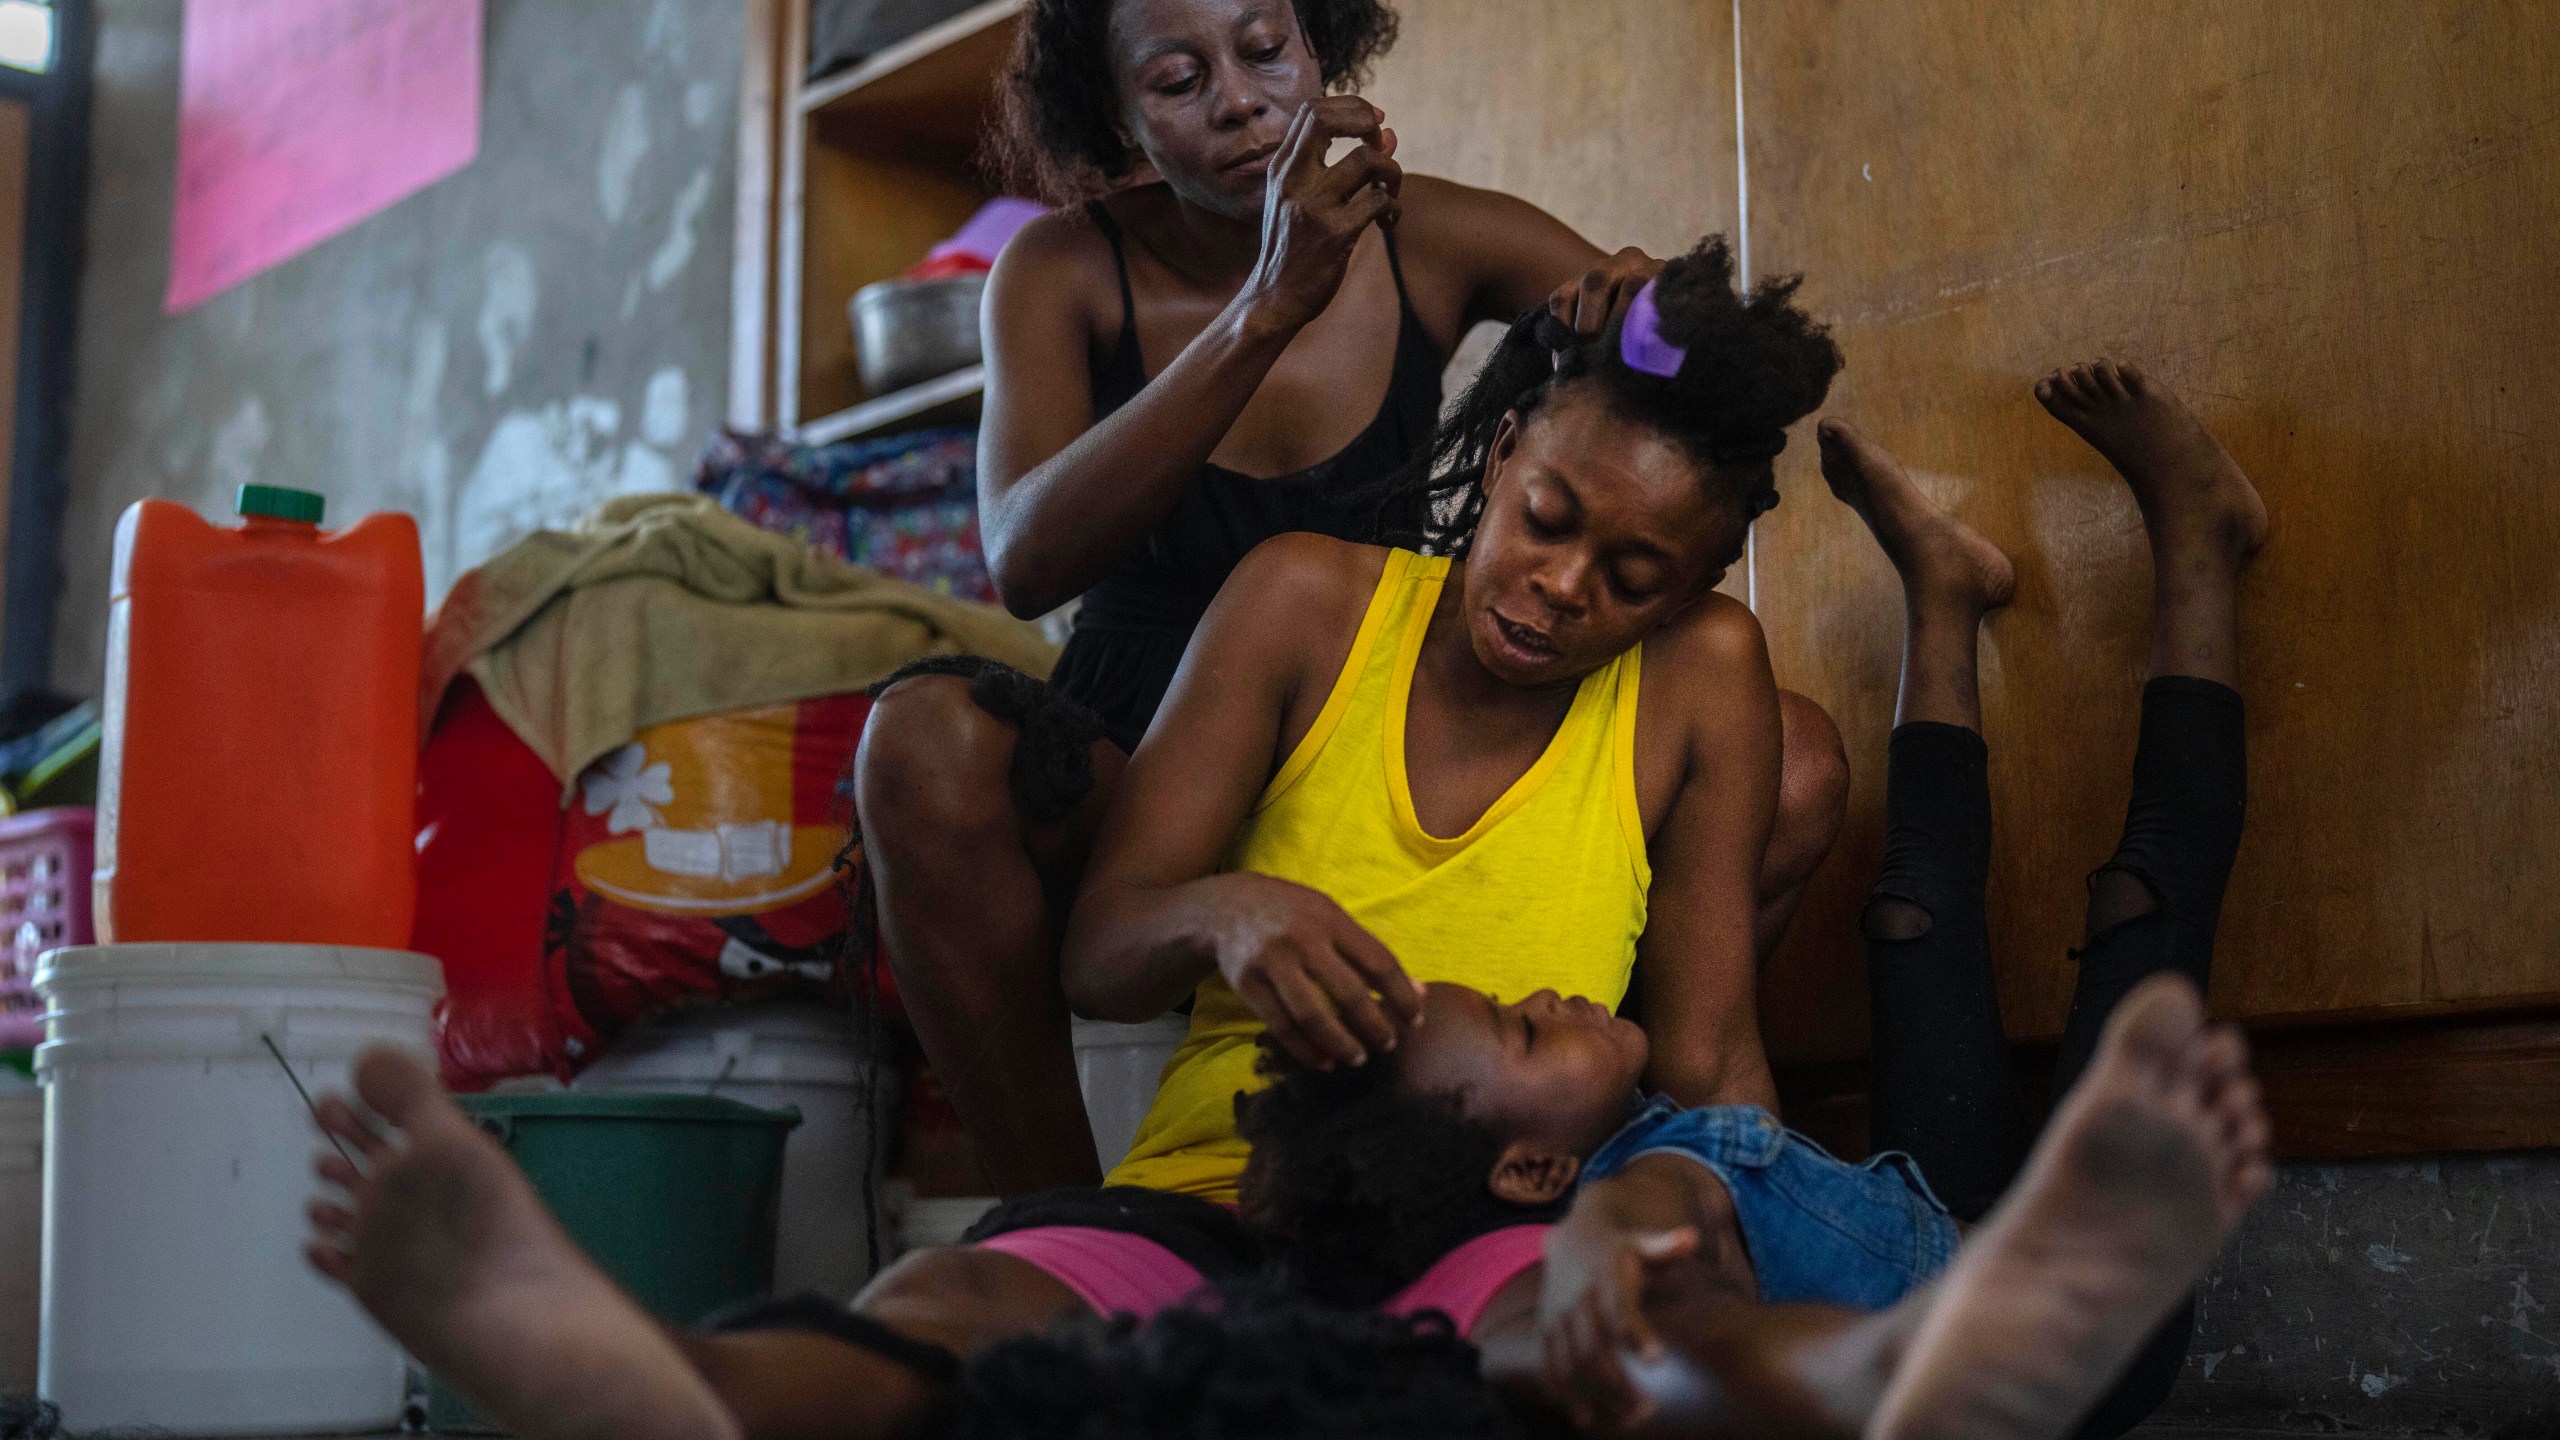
top-left (854, 0), bottom-right (1850, 1194)
top-left (1058, 198), bottom-right (1445, 749)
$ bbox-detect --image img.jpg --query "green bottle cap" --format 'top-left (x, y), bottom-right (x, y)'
top-left (237, 484), bottom-right (325, 524)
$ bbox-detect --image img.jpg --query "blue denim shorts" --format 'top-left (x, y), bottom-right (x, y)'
top-left (1582, 1097), bottom-right (1960, 1309)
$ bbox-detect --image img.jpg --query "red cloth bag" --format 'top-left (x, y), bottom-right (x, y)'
top-left (417, 683), bottom-right (887, 1089)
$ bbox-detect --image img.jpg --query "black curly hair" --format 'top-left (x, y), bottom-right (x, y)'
top-left (934, 1282), bottom-right (1522, 1440)
top-left (990, 0), bottom-right (1402, 203)
top-left (1234, 1036), bottom-right (1567, 1310)
top-left (1369, 234), bottom-right (1842, 560)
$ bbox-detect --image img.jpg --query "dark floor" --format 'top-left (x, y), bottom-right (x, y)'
top-left (2135, 1151), bottom-right (2559, 1439)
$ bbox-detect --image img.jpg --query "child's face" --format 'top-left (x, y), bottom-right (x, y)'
top-left (1398, 983), bottom-right (1650, 1162)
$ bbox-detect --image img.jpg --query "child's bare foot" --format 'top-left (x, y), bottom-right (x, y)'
top-left (1821, 419), bottom-right (2013, 730)
top-left (305, 1048), bottom-right (741, 1440)
top-left (2036, 361), bottom-right (2267, 684)
top-left (1819, 419), bottom-right (2017, 618)
top-left (1868, 976), bottom-right (2271, 1440)
top-left (2035, 361), bottom-right (2267, 563)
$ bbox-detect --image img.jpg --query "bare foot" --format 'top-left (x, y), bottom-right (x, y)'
top-left (1867, 975), bottom-right (2271, 1440)
top-left (305, 1048), bottom-right (742, 1440)
top-left (2036, 361), bottom-right (2266, 684)
top-left (1819, 419), bottom-right (2017, 617)
top-left (2035, 361), bottom-right (2267, 561)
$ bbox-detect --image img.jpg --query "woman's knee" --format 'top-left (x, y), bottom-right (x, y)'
top-left (1770, 690), bottom-right (1851, 886)
top-left (854, 674), bottom-right (1021, 844)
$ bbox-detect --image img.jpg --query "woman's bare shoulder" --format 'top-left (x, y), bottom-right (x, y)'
top-left (1643, 591), bottom-right (1778, 717)
top-left (1395, 174), bottom-right (1550, 229)
top-left (1391, 176), bottom-right (1593, 272)
top-left (986, 205), bottom-right (1123, 328)
top-left (1221, 534), bottom-right (1396, 628)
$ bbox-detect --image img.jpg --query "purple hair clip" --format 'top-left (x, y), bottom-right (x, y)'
top-left (1619, 277), bottom-right (1688, 379)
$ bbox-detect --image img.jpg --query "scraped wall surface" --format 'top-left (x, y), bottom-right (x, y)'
top-left (51, 0), bottom-right (742, 694)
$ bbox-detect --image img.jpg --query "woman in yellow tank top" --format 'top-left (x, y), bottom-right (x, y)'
top-left (1064, 236), bottom-right (1846, 1203)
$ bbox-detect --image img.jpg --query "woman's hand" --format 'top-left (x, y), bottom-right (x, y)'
top-left (1241, 96), bottom-right (1404, 335)
top-left (1198, 871), bottom-right (1422, 1069)
top-left (1538, 1222), bottom-right (1700, 1432)
top-left (1548, 247), bottom-right (1665, 340)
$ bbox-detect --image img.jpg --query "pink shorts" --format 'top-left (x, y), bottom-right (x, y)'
top-left (978, 1221), bottom-right (1552, 1339)
top-left (1382, 1224), bottom-right (1552, 1336)
top-left (975, 1226), bottom-right (1210, 1321)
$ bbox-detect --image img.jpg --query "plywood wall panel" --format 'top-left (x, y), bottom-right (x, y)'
top-left (1741, 1), bottom-right (2560, 1062)
top-left (1362, 0), bottom-right (1739, 260)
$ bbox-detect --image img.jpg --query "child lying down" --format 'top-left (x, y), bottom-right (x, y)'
top-left (298, 969), bottom-right (2262, 1440)
top-left (1240, 972), bottom-right (2266, 1436)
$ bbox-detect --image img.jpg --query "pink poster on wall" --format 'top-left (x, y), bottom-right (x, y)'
top-left (165, 0), bottom-right (484, 313)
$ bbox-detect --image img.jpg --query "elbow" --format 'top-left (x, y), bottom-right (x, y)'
top-left (986, 539), bottom-right (1069, 620)
top-left (1058, 918), bottom-right (1171, 1023)
top-left (1059, 958), bottom-right (1153, 1024)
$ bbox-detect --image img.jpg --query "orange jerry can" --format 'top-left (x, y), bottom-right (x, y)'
top-left (96, 485), bottom-right (424, 946)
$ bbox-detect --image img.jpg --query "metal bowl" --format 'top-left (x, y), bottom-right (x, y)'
top-left (849, 273), bottom-right (986, 397)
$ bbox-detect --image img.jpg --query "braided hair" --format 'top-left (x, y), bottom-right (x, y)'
top-left (1370, 235), bottom-right (1842, 560)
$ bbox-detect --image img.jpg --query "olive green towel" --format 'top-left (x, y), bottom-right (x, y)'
top-left (423, 493), bottom-right (1055, 792)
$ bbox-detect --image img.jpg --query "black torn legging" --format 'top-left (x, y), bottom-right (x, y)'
top-left (1864, 676), bottom-right (2247, 1440)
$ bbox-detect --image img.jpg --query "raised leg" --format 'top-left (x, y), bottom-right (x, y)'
top-left (2033, 359), bottom-right (2265, 1093)
top-left (1818, 419), bottom-right (2030, 1222)
top-left (1868, 976), bottom-right (2271, 1440)
top-left (1816, 421), bottom-right (2016, 735)
top-left (304, 1050), bottom-right (742, 1440)
top-left (2035, 360), bottom-right (2266, 690)
top-left (306, 1047), bottom-right (1090, 1440)
top-left (2034, 360), bottom-right (2265, 1438)
top-left (854, 674), bottom-right (1127, 1193)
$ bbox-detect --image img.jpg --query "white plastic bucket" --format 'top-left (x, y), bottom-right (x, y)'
top-left (1, 1079), bottom-right (39, 1391)
top-left (33, 943), bottom-right (442, 1435)
top-left (575, 1002), bottom-right (894, 1299)
top-left (1072, 1014), bottom-right (1190, 1172)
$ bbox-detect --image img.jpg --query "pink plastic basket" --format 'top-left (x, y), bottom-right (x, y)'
top-left (0, 807), bottom-right (95, 1050)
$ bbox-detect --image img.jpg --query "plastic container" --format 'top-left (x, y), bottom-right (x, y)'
top-left (0, 1078), bottom-right (39, 1392)
top-left (426, 1091), bottom-right (799, 1432)
top-left (0, 808), bottom-right (95, 1053)
top-left (886, 1182), bottom-right (1000, 1258)
top-left (1071, 1013), bottom-right (1190, 1172)
top-left (97, 487), bottom-right (424, 948)
top-left (33, 943), bottom-right (444, 1435)
top-left (575, 1002), bottom-right (896, 1298)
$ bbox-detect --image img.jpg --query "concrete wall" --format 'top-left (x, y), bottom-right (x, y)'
top-left (51, 0), bottom-right (743, 694)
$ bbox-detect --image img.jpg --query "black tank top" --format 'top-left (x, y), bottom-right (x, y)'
top-left (1051, 200), bottom-right (1445, 751)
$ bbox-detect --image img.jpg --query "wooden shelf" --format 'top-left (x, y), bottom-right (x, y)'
top-left (793, 364), bottom-right (984, 447)
top-left (801, 1), bottom-right (1022, 125)
top-left (740, 0), bottom-right (1023, 434)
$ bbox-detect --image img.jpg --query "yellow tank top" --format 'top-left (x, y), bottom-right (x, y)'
top-left (1105, 549), bottom-right (1651, 1201)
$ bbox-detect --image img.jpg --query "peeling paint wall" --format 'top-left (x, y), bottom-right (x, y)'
top-left (2159, 1153), bottom-right (2560, 1434)
top-left (51, 0), bottom-right (741, 694)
